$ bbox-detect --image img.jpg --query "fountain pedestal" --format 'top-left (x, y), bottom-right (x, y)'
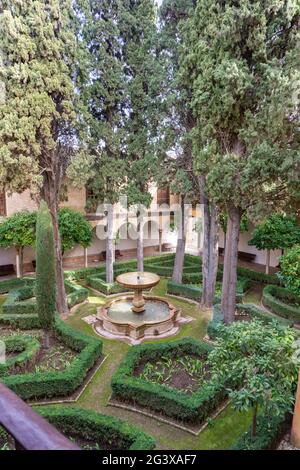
top-left (116, 272), bottom-right (160, 314)
top-left (132, 289), bottom-right (145, 313)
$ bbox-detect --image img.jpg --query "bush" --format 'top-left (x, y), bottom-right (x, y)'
top-left (111, 338), bottom-right (227, 423)
top-left (0, 277), bottom-right (35, 295)
top-left (87, 276), bottom-right (126, 295)
top-left (278, 245), bottom-right (300, 296)
top-left (0, 335), bottom-right (40, 376)
top-left (232, 413), bottom-right (289, 450)
top-left (65, 281), bottom-right (89, 308)
top-left (207, 303), bottom-right (293, 341)
top-left (263, 285), bottom-right (300, 323)
top-left (35, 406), bottom-right (156, 450)
top-left (2, 286), bottom-right (36, 315)
top-left (1, 317), bottom-right (103, 400)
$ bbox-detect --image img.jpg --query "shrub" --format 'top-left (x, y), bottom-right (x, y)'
top-left (87, 276), bottom-right (126, 295)
top-left (1, 317), bottom-right (103, 400)
top-left (111, 338), bottom-right (227, 423)
top-left (278, 245), bottom-right (300, 296)
top-left (65, 281), bottom-right (89, 308)
top-left (36, 201), bottom-right (56, 347)
top-left (232, 413), bottom-right (289, 450)
top-left (0, 335), bottom-right (40, 376)
top-left (207, 303), bottom-right (293, 341)
top-left (35, 406), bottom-right (156, 450)
top-left (262, 285), bottom-right (300, 323)
top-left (2, 286), bottom-right (36, 315)
top-left (0, 277), bottom-right (35, 295)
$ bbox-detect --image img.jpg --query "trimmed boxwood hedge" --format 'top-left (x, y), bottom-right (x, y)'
top-left (0, 335), bottom-right (40, 376)
top-left (87, 276), bottom-right (127, 295)
top-left (167, 278), bottom-right (250, 304)
top-left (0, 281), bottom-right (88, 327)
top-left (232, 413), bottom-right (289, 450)
top-left (207, 303), bottom-right (293, 341)
top-left (263, 285), bottom-right (300, 323)
top-left (0, 277), bottom-right (35, 295)
top-left (111, 338), bottom-right (227, 424)
top-left (1, 317), bottom-right (103, 400)
top-left (35, 406), bottom-right (156, 450)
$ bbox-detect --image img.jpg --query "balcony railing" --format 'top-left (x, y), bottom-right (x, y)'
top-left (0, 384), bottom-right (80, 450)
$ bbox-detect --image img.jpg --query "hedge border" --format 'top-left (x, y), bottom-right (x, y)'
top-left (1, 317), bottom-right (103, 400)
top-left (207, 303), bottom-right (293, 341)
top-left (35, 406), bottom-right (155, 450)
top-left (111, 337), bottom-right (227, 423)
top-left (0, 335), bottom-right (40, 376)
top-left (263, 285), bottom-right (300, 323)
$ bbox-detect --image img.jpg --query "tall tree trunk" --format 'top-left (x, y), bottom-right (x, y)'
top-left (137, 210), bottom-right (144, 272)
top-left (251, 403), bottom-right (258, 438)
top-left (172, 196), bottom-right (188, 284)
top-left (42, 177), bottom-right (69, 315)
top-left (106, 205), bottom-right (114, 284)
top-left (20, 247), bottom-right (24, 277)
top-left (265, 249), bottom-right (270, 274)
top-left (15, 247), bottom-right (21, 279)
top-left (221, 205), bottom-right (241, 323)
top-left (43, 330), bottom-right (50, 350)
top-left (198, 176), bottom-right (219, 308)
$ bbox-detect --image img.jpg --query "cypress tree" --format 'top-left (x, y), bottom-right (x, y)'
top-left (181, 0), bottom-right (300, 322)
top-left (36, 201), bottom-right (56, 350)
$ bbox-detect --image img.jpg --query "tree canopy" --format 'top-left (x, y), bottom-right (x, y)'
top-left (279, 245), bottom-right (300, 296)
top-left (58, 207), bottom-right (93, 253)
top-left (249, 214), bottom-right (300, 251)
top-left (0, 211), bottom-right (36, 251)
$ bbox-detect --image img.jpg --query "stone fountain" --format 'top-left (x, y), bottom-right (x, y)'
top-left (95, 271), bottom-right (188, 344)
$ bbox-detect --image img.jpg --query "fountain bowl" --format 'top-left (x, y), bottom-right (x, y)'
top-left (95, 295), bottom-right (182, 344)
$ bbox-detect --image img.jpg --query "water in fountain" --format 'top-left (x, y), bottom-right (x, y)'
top-left (107, 299), bottom-right (170, 324)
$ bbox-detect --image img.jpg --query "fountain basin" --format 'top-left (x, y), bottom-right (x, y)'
top-left (96, 295), bottom-right (181, 343)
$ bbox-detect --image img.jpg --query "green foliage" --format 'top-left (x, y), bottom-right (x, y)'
top-left (279, 245), bottom-right (300, 296)
top-left (0, 277), bottom-right (35, 295)
top-left (220, 212), bottom-right (249, 234)
top-left (0, 335), bottom-right (40, 376)
top-left (64, 281), bottom-right (89, 309)
top-left (111, 338), bottom-right (227, 423)
top-left (2, 286), bottom-right (36, 315)
top-left (0, 0), bottom-right (77, 195)
top-left (58, 208), bottom-right (93, 253)
top-left (35, 406), bottom-right (155, 450)
top-left (0, 211), bottom-right (36, 250)
top-left (232, 413), bottom-right (288, 450)
top-left (263, 284), bottom-right (300, 322)
top-left (249, 214), bottom-right (300, 251)
top-left (1, 317), bottom-right (102, 400)
top-left (207, 303), bottom-right (293, 341)
top-left (209, 320), bottom-right (298, 432)
top-left (36, 202), bottom-right (56, 332)
top-left (87, 276), bottom-right (126, 296)
top-left (181, 0), bottom-right (300, 213)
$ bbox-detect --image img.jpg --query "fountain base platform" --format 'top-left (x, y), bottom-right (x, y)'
top-left (95, 295), bottom-right (190, 345)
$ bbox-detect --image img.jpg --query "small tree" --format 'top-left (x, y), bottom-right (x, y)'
top-left (58, 208), bottom-right (93, 255)
top-left (249, 214), bottom-right (300, 274)
top-left (36, 202), bottom-right (56, 349)
top-left (0, 211), bottom-right (36, 278)
top-left (209, 320), bottom-right (297, 438)
top-left (279, 245), bottom-right (300, 296)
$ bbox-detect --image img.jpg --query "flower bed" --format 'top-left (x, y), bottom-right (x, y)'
top-left (35, 406), bottom-right (155, 450)
top-left (262, 285), bottom-right (300, 323)
top-left (0, 335), bottom-right (40, 376)
top-left (1, 317), bottom-right (103, 400)
top-left (111, 338), bottom-right (227, 423)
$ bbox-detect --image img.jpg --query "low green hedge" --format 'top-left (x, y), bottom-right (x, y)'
top-left (263, 285), bottom-right (300, 323)
top-left (87, 276), bottom-right (127, 295)
top-left (111, 338), bottom-right (227, 423)
top-left (65, 281), bottom-right (89, 308)
top-left (35, 406), bottom-right (155, 450)
top-left (167, 278), bottom-right (250, 304)
top-left (0, 277), bottom-right (35, 295)
top-left (232, 413), bottom-right (289, 450)
top-left (2, 286), bottom-right (36, 315)
top-left (0, 335), bottom-right (40, 376)
top-left (1, 317), bottom-right (103, 400)
top-left (207, 303), bottom-right (293, 341)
